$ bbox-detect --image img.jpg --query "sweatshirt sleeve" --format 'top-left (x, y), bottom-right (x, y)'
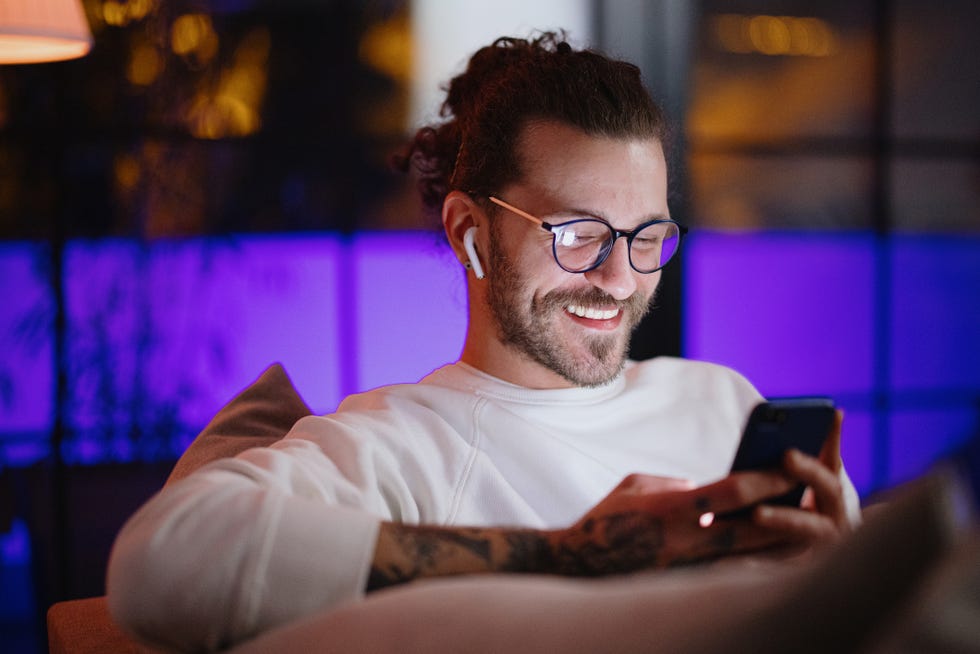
top-left (106, 441), bottom-right (382, 652)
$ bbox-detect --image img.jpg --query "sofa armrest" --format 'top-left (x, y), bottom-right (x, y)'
top-left (47, 596), bottom-right (161, 654)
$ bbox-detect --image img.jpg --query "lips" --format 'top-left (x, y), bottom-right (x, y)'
top-left (565, 304), bottom-right (620, 320)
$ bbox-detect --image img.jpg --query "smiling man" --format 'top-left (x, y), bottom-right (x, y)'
top-left (452, 121), bottom-right (671, 388)
top-left (108, 33), bottom-right (861, 652)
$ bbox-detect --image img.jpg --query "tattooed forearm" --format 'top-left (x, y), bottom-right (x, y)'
top-left (368, 511), bottom-right (677, 592)
top-left (550, 513), bottom-right (666, 576)
top-left (367, 494), bottom-right (730, 591)
top-left (367, 523), bottom-right (516, 591)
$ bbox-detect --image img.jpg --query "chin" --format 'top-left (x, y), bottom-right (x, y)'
top-left (557, 343), bottom-right (629, 387)
top-left (563, 360), bottom-right (627, 387)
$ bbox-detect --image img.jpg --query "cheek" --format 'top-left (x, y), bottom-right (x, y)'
top-left (514, 247), bottom-right (566, 289)
top-left (638, 271), bottom-right (662, 300)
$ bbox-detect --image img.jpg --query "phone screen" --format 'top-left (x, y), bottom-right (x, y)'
top-left (729, 397), bottom-right (836, 508)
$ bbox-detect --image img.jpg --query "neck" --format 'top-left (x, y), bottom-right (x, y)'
top-left (459, 329), bottom-right (577, 390)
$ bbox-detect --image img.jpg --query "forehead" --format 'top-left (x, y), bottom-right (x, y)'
top-left (508, 120), bottom-right (668, 216)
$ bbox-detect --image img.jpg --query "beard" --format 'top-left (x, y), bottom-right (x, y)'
top-left (485, 224), bottom-right (654, 387)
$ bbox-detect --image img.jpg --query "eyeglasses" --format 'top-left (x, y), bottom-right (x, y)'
top-left (487, 196), bottom-right (688, 274)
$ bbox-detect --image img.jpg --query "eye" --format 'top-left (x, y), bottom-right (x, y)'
top-left (632, 233), bottom-right (662, 249)
top-left (558, 230), bottom-right (578, 247)
top-left (556, 223), bottom-right (606, 248)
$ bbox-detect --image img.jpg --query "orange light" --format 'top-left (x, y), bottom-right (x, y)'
top-left (359, 12), bottom-right (412, 82)
top-left (171, 13), bottom-right (218, 64)
top-left (749, 15), bottom-right (792, 56)
top-left (183, 27), bottom-right (269, 140)
top-left (711, 13), bottom-right (837, 57)
top-left (103, 0), bottom-right (156, 27)
top-left (127, 41), bottom-right (162, 86)
top-left (0, 0), bottom-right (93, 64)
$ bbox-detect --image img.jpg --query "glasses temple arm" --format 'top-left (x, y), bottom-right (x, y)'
top-left (487, 196), bottom-right (549, 229)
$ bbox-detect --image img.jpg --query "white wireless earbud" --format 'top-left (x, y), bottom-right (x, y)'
top-left (463, 226), bottom-right (485, 279)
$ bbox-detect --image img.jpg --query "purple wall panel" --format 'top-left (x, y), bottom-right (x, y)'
top-left (203, 236), bottom-right (345, 416)
top-left (4, 231), bottom-right (978, 492)
top-left (0, 243), bottom-right (52, 438)
top-left (888, 408), bottom-right (979, 485)
top-left (683, 232), bottom-right (879, 494)
top-left (890, 235), bottom-right (980, 392)
top-left (684, 232), bottom-right (876, 397)
top-left (352, 232), bottom-right (468, 393)
top-left (63, 236), bottom-right (343, 461)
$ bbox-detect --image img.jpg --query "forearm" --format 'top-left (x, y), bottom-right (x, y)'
top-left (367, 466), bottom-right (843, 593)
top-left (368, 522), bottom-right (560, 591)
top-left (367, 510), bottom-right (675, 591)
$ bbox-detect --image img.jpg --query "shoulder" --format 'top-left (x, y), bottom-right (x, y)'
top-left (282, 367), bottom-right (483, 455)
top-left (626, 356), bottom-right (759, 393)
top-left (623, 356), bottom-right (763, 422)
top-left (335, 364), bottom-right (481, 417)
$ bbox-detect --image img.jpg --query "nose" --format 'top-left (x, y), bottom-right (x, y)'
top-left (582, 237), bottom-right (637, 300)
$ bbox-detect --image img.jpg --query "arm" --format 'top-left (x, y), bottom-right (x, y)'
top-left (367, 466), bottom-right (831, 591)
top-left (107, 456), bottom-right (383, 652)
top-left (370, 412), bottom-right (858, 592)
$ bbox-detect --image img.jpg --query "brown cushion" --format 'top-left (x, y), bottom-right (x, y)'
top-left (166, 363), bottom-right (313, 485)
top-left (47, 596), bottom-right (162, 654)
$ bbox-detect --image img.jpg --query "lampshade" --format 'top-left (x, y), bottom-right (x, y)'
top-left (0, 0), bottom-right (93, 64)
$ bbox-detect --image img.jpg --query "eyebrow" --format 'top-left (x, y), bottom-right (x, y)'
top-left (489, 196), bottom-right (670, 230)
top-left (543, 206), bottom-right (672, 228)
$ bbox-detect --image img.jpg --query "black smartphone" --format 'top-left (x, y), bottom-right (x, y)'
top-left (729, 397), bottom-right (837, 508)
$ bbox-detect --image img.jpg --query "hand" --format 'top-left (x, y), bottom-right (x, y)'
top-left (752, 410), bottom-right (852, 547)
top-left (549, 470), bottom-right (804, 575)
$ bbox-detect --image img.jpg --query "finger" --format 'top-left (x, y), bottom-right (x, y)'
top-left (618, 473), bottom-right (695, 495)
top-left (753, 503), bottom-right (842, 545)
top-left (818, 410), bottom-right (844, 474)
top-left (783, 449), bottom-right (848, 530)
top-left (673, 516), bottom-right (792, 564)
top-left (687, 471), bottom-right (798, 516)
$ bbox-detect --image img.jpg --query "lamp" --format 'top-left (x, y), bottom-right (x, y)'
top-left (0, 0), bottom-right (93, 64)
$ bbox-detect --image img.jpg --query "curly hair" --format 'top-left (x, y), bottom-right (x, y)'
top-left (392, 31), bottom-right (668, 223)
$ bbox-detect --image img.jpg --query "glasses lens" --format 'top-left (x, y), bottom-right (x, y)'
top-left (629, 222), bottom-right (681, 272)
top-left (551, 220), bottom-right (613, 272)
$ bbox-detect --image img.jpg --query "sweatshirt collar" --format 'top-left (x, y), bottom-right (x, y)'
top-left (427, 360), bottom-right (629, 405)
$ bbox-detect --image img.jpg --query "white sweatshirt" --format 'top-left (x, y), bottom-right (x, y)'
top-left (107, 357), bottom-right (860, 651)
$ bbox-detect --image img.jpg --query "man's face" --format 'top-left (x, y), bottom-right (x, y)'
top-left (482, 120), bottom-right (669, 387)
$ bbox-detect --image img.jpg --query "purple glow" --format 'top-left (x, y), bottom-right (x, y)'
top-left (352, 233), bottom-right (468, 392)
top-left (888, 408), bottom-right (978, 485)
top-left (0, 242), bottom-right (53, 435)
top-left (890, 235), bottom-right (980, 391)
top-left (683, 232), bottom-right (876, 397)
top-left (0, 518), bottom-right (31, 563)
top-left (63, 236), bottom-right (345, 460)
top-left (2, 231), bottom-right (978, 496)
top-left (55, 233), bottom-right (467, 461)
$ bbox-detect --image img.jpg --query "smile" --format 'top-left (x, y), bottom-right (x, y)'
top-left (565, 304), bottom-right (620, 320)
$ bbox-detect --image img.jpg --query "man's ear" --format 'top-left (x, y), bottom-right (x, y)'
top-left (443, 191), bottom-right (486, 278)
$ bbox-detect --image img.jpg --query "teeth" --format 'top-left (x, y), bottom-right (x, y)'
top-left (567, 304), bottom-right (620, 320)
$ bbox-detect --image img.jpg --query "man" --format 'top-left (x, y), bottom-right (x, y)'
top-left (107, 33), bottom-right (859, 651)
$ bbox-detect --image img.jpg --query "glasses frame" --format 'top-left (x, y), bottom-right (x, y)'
top-left (487, 196), bottom-right (689, 274)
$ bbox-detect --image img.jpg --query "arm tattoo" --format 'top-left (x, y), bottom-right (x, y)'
top-left (551, 512), bottom-right (666, 576)
top-left (369, 494), bottom-right (732, 590)
top-left (368, 525), bottom-right (494, 591)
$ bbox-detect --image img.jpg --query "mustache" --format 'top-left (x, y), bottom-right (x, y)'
top-left (537, 287), bottom-right (650, 316)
